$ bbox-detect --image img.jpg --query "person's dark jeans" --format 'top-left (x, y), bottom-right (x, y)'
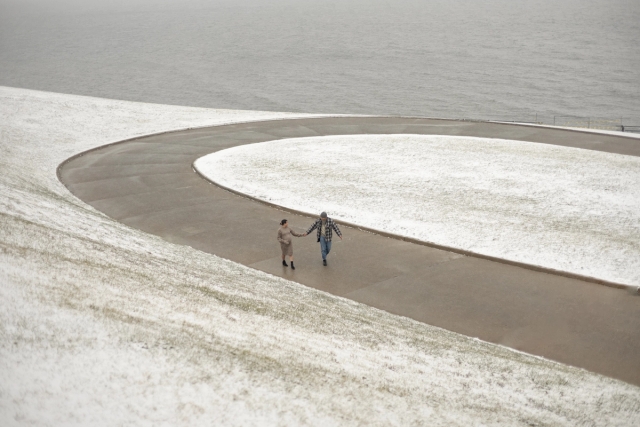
top-left (320, 236), bottom-right (332, 260)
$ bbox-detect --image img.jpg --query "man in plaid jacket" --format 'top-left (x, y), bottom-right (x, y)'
top-left (304, 211), bottom-right (343, 266)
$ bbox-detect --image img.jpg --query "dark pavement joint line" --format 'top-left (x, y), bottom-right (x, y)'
top-left (57, 117), bottom-right (640, 386)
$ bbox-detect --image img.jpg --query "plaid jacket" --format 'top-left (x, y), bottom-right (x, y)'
top-left (306, 218), bottom-right (342, 242)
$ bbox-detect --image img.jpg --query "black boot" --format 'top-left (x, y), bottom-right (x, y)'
top-left (323, 259), bottom-right (327, 266)
top-left (282, 260), bottom-right (288, 267)
top-left (290, 261), bottom-right (295, 270)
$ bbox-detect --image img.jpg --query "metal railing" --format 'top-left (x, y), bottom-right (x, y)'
top-left (553, 116), bottom-right (623, 131)
top-left (473, 114), bottom-right (640, 133)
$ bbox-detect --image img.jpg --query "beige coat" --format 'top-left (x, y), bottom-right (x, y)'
top-left (277, 226), bottom-right (301, 257)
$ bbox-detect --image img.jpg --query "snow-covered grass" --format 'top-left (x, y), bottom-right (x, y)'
top-left (196, 134), bottom-right (640, 287)
top-left (1, 86), bottom-right (639, 426)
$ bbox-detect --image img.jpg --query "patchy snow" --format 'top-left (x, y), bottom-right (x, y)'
top-left (196, 134), bottom-right (640, 287)
top-left (1, 86), bottom-right (639, 426)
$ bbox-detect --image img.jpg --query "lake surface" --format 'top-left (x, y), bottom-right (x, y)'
top-left (1, 0), bottom-right (639, 124)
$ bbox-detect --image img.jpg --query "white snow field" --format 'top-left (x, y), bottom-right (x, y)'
top-left (1, 87), bottom-right (639, 426)
top-left (196, 134), bottom-right (640, 287)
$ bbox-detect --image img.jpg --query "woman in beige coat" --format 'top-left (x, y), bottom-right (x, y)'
top-left (277, 219), bottom-right (302, 269)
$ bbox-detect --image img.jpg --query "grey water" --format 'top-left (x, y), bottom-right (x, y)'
top-left (1, 0), bottom-right (639, 124)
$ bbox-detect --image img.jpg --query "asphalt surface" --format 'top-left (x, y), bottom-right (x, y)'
top-left (58, 117), bottom-right (640, 385)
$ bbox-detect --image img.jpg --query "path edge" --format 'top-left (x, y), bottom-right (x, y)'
top-left (192, 163), bottom-right (632, 292)
top-left (56, 114), bottom-right (636, 291)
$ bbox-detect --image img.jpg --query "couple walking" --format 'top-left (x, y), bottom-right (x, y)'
top-left (277, 211), bottom-right (343, 269)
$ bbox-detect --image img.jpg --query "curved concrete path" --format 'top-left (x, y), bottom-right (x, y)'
top-left (58, 117), bottom-right (640, 386)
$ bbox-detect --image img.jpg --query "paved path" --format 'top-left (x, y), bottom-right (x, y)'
top-left (58, 117), bottom-right (640, 385)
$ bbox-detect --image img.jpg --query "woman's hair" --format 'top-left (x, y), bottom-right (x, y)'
top-left (280, 219), bottom-right (287, 226)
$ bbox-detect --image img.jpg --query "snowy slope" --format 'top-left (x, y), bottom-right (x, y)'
top-left (1, 87), bottom-right (639, 426)
top-left (196, 134), bottom-right (640, 287)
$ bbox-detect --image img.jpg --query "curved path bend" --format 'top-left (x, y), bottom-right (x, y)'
top-left (58, 117), bottom-right (640, 385)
